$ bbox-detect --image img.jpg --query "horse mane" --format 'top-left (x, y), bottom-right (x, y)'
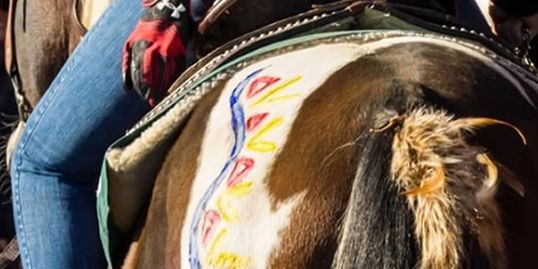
top-left (331, 80), bottom-right (514, 269)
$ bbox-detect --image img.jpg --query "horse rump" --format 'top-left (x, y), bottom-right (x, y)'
top-left (332, 82), bottom-right (513, 269)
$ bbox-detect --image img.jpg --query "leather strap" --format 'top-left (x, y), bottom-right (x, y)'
top-left (72, 0), bottom-right (89, 35)
top-left (197, 0), bottom-right (237, 34)
top-left (3, 0), bottom-right (33, 121)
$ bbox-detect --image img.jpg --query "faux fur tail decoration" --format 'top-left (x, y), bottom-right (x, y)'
top-left (388, 107), bottom-right (523, 269)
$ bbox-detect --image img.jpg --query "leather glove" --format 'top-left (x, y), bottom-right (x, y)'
top-left (122, 0), bottom-right (192, 107)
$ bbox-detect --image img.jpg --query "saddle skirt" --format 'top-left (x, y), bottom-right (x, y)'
top-left (96, 1), bottom-right (538, 266)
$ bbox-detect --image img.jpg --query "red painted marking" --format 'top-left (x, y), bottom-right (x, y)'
top-left (246, 113), bottom-right (268, 132)
top-left (201, 210), bottom-right (221, 246)
top-left (247, 76), bottom-right (281, 99)
top-left (227, 157), bottom-right (255, 187)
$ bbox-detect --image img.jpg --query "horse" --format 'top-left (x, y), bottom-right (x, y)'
top-left (0, 0), bottom-right (109, 267)
top-left (95, 1), bottom-right (538, 269)
top-left (5, 0), bottom-right (111, 108)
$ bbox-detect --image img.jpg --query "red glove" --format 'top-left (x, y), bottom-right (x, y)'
top-left (122, 0), bottom-right (191, 107)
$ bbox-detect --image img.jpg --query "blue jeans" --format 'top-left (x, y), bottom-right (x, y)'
top-left (10, 0), bottom-right (148, 268)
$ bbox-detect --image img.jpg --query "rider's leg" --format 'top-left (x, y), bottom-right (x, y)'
top-left (10, 0), bottom-right (148, 268)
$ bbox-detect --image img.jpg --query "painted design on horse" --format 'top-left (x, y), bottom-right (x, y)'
top-left (197, 71), bottom-right (308, 268)
top-left (115, 26), bottom-right (538, 268)
top-left (181, 43), bottom-right (363, 269)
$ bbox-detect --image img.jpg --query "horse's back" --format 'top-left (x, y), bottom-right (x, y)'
top-left (127, 33), bottom-right (538, 268)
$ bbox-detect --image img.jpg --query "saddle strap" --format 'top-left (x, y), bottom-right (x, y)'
top-left (3, 0), bottom-right (33, 121)
top-left (198, 0), bottom-right (237, 35)
top-left (72, 0), bottom-right (88, 35)
top-left (0, 238), bottom-right (19, 269)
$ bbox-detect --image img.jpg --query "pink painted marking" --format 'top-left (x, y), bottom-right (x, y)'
top-left (201, 210), bottom-right (221, 246)
top-left (246, 113), bottom-right (269, 132)
top-left (227, 157), bottom-right (255, 187)
top-left (247, 76), bottom-right (281, 99)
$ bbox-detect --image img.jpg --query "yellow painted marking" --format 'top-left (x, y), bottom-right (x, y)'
top-left (209, 252), bottom-right (252, 269)
top-left (226, 181), bottom-right (254, 197)
top-left (216, 196), bottom-right (237, 223)
top-left (206, 228), bottom-right (252, 269)
top-left (251, 75), bottom-right (302, 107)
top-left (267, 93), bottom-right (302, 103)
top-left (216, 182), bottom-right (254, 222)
top-left (247, 117), bottom-right (284, 153)
top-left (207, 228), bottom-right (228, 258)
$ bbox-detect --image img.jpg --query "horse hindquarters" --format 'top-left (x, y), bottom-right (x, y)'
top-left (332, 84), bottom-right (510, 269)
top-left (125, 38), bottom-right (530, 269)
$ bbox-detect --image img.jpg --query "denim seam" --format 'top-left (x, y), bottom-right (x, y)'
top-left (12, 157), bottom-right (33, 269)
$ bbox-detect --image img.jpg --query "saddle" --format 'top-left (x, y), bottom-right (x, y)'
top-left (172, 0), bottom-right (536, 98)
top-left (98, 1), bottom-right (538, 267)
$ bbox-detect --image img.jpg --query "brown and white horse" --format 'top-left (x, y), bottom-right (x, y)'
top-left (111, 25), bottom-right (538, 269)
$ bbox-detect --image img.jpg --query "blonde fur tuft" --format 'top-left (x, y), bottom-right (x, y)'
top-left (388, 107), bottom-right (517, 269)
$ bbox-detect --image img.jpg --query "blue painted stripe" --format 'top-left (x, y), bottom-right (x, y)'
top-left (188, 68), bottom-right (264, 268)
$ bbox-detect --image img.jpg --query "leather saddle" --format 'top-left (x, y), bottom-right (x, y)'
top-left (162, 0), bottom-right (537, 102)
top-left (195, 0), bottom-right (493, 56)
top-left (196, 0), bottom-right (454, 54)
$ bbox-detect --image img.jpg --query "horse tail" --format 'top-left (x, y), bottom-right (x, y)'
top-left (332, 85), bottom-right (515, 269)
top-left (0, 112), bottom-right (19, 197)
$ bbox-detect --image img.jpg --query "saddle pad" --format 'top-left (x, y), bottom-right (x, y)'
top-left (97, 7), bottom-right (538, 266)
